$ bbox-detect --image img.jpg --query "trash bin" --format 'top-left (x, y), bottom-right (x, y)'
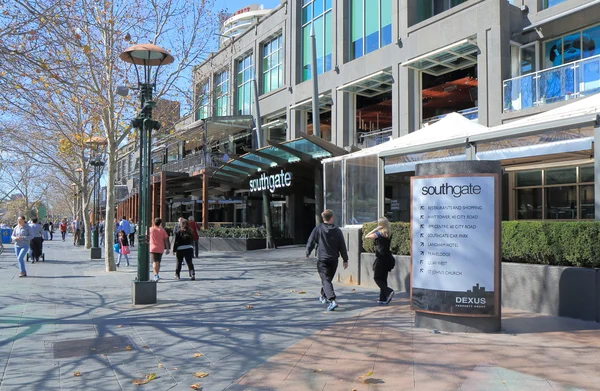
top-left (1, 229), bottom-right (11, 244)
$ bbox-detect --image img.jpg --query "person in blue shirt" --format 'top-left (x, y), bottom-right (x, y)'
top-left (119, 216), bottom-right (131, 236)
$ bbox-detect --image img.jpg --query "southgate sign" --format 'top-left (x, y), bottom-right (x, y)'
top-left (410, 174), bottom-right (499, 316)
top-left (249, 170), bottom-right (292, 193)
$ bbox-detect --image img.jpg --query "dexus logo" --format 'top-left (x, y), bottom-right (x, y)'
top-left (455, 297), bottom-right (487, 304)
top-left (421, 183), bottom-right (481, 198)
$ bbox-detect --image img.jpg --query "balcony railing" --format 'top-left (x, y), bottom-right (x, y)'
top-left (503, 53), bottom-right (600, 113)
top-left (422, 107), bottom-right (478, 127)
top-left (357, 129), bottom-right (392, 148)
top-left (162, 153), bottom-right (224, 174)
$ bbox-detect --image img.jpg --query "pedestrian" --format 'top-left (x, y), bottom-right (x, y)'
top-left (172, 219), bottom-right (195, 281)
top-left (306, 209), bottom-right (349, 311)
top-left (128, 219), bottom-right (136, 247)
top-left (48, 221), bottom-right (54, 240)
top-left (364, 217), bottom-right (395, 305)
top-left (149, 218), bottom-right (170, 281)
top-left (42, 221), bottom-right (50, 240)
top-left (72, 218), bottom-right (81, 246)
top-left (11, 216), bottom-right (33, 277)
top-left (188, 216), bottom-right (200, 258)
top-left (114, 218), bottom-right (120, 243)
top-left (116, 230), bottom-right (130, 267)
top-left (59, 219), bottom-right (67, 241)
top-left (98, 218), bottom-right (105, 246)
top-left (28, 218), bottom-right (44, 263)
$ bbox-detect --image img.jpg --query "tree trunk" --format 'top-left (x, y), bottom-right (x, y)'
top-left (104, 138), bottom-right (117, 271)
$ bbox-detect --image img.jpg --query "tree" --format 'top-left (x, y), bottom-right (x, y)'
top-left (0, 0), bottom-right (219, 271)
top-left (0, 156), bottom-right (51, 221)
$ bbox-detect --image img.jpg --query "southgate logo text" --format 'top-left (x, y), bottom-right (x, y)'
top-left (249, 170), bottom-right (292, 193)
top-left (421, 183), bottom-right (481, 198)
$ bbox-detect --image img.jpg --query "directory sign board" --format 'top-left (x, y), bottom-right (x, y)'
top-left (410, 174), bottom-right (499, 316)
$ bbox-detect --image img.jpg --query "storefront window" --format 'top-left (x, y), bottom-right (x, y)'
top-left (416, 0), bottom-right (466, 23)
top-left (345, 155), bottom-right (378, 225)
top-left (301, 0), bottom-right (332, 81)
top-left (236, 53), bottom-right (254, 115)
top-left (324, 160), bottom-right (343, 226)
top-left (384, 172), bottom-right (411, 222)
top-left (262, 35), bottom-right (283, 93)
top-left (514, 164), bottom-right (594, 220)
top-left (350, 0), bottom-right (392, 60)
top-left (214, 70), bottom-right (230, 117)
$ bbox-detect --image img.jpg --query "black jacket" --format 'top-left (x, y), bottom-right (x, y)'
top-left (306, 223), bottom-right (349, 262)
top-left (173, 229), bottom-right (194, 252)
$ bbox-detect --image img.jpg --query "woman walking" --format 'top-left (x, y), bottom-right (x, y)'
top-left (116, 230), bottom-right (130, 267)
top-left (59, 219), bottom-right (67, 241)
top-left (364, 217), bottom-right (395, 304)
top-left (11, 216), bottom-right (33, 277)
top-left (172, 219), bottom-right (195, 281)
top-left (149, 218), bottom-right (170, 282)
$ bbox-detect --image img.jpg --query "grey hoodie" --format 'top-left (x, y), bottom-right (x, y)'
top-left (12, 224), bottom-right (33, 247)
top-left (306, 223), bottom-right (349, 262)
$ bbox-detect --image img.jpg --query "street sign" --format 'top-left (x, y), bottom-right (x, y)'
top-left (410, 174), bottom-right (499, 316)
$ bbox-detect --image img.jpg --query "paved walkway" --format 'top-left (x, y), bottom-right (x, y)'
top-left (0, 238), bottom-right (599, 390)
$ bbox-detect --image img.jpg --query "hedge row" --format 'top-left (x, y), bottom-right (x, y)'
top-left (362, 221), bottom-right (600, 268)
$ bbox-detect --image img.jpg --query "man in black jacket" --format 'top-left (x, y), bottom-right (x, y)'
top-left (306, 209), bottom-right (349, 311)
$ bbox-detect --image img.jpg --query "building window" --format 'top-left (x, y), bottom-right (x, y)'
top-left (416, 0), bottom-right (467, 23)
top-left (195, 81), bottom-right (210, 121)
top-left (214, 70), bottom-right (230, 117)
top-left (262, 35), bottom-right (283, 94)
top-left (350, 0), bottom-right (392, 60)
top-left (301, 0), bottom-right (333, 81)
top-left (346, 155), bottom-right (378, 225)
top-left (542, 0), bottom-right (566, 9)
top-left (544, 24), bottom-right (600, 69)
top-left (514, 165), bottom-right (594, 220)
top-left (236, 53), bottom-right (254, 115)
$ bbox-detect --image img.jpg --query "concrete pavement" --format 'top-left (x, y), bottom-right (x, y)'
top-left (0, 237), bottom-right (599, 390)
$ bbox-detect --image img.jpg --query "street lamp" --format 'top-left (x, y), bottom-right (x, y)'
top-left (119, 43), bottom-right (174, 305)
top-left (90, 156), bottom-right (105, 259)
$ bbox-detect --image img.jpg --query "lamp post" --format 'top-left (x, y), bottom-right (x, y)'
top-left (90, 156), bottom-right (105, 259)
top-left (119, 44), bottom-right (174, 305)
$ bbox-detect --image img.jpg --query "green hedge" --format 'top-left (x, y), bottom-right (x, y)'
top-left (362, 221), bottom-right (600, 268)
top-left (198, 227), bottom-right (267, 239)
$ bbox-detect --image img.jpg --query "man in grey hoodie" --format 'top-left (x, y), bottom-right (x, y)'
top-left (12, 216), bottom-right (33, 277)
top-left (306, 209), bottom-right (349, 311)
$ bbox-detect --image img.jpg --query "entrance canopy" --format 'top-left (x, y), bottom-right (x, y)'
top-left (402, 38), bottom-right (479, 77)
top-left (337, 68), bottom-right (394, 98)
top-left (211, 134), bottom-right (347, 184)
top-left (290, 93), bottom-right (333, 113)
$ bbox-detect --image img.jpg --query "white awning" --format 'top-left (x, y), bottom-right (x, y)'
top-left (337, 69), bottom-right (394, 97)
top-left (476, 137), bottom-right (593, 161)
top-left (385, 154), bottom-right (466, 174)
top-left (289, 92), bottom-right (333, 113)
top-left (402, 38), bottom-right (479, 77)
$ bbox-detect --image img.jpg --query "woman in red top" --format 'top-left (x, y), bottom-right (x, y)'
top-left (59, 219), bottom-right (68, 242)
top-left (188, 216), bottom-right (200, 258)
top-left (149, 218), bottom-right (170, 281)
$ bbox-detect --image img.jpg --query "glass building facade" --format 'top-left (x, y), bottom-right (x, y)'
top-left (214, 70), bottom-right (230, 117)
top-left (301, 0), bottom-right (333, 81)
top-left (236, 53), bottom-right (254, 115)
top-left (262, 35), bottom-right (283, 94)
top-left (350, 0), bottom-right (392, 60)
top-left (195, 82), bottom-right (210, 121)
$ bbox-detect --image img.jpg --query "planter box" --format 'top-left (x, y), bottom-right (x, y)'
top-left (197, 237), bottom-right (293, 251)
top-left (359, 253), bottom-right (411, 293)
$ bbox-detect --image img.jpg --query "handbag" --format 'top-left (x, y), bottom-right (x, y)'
top-left (113, 243), bottom-right (120, 253)
top-left (121, 245), bottom-right (131, 255)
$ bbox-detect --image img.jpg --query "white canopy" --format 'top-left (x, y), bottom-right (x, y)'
top-left (322, 112), bottom-right (489, 164)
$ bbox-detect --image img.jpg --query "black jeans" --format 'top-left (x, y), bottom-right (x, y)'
top-left (193, 240), bottom-right (199, 257)
top-left (129, 233), bottom-right (135, 247)
top-left (374, 258), bottom-right (393, 301)
top-left (175, 248), bottom-right (195, 277)
top-left (317, 259), bottom-right (339, 301)
top-left (61, 231), bottom-right (66, 241)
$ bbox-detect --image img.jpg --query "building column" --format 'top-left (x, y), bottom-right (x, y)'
top-left (160, 172), bottom-right (166, 220)
top-left (397, 65), bottom-right (418, 137)
top-left (288, 108), bottom-right (306, 139)
top-left (333, 90), bottom-right (354, 148)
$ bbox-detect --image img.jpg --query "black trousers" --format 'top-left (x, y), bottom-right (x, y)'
top-left (374, 258), bottom-right (393, 301)
top-left (61, 231), bottom-right (66, 240)
top-left (175, 248), bottom-right (195, 277)
top-left (193, 240), bottom-right (198, 257)
top-left (30, 237), bottom-right (43, 260)
top-left (317, 259), bottom-right (338, 301)
top-left (129, 233), bottom-right (135, 246)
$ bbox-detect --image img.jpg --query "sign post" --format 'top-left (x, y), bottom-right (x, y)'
top-left (410, 161), bottom-right (501, 332)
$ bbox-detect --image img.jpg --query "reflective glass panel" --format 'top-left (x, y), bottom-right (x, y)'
top-left (516, 188), bottom-right (542, 220)
top-left (515, 170), bottom-right (542, 187)
top-left (346, 155), bottom-right (378, 225)
top-left (580, 184), bottom-right (594, 219)
top-left (324, 161), bottom-right (343, 227)
top-left (545, 186), bottom-right (577, 219)
top-left (580, 165), bottom-right (594, 183)
top-left (545, 167), bottom-right (576, 185)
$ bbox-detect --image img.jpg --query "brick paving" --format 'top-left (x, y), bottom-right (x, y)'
top-left (0, 237), bottom-right (599, 390)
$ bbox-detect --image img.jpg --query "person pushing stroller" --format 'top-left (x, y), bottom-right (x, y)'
top-left (28, 218), bottom-right (44, 263)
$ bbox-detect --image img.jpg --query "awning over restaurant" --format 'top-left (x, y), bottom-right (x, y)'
top-left (211, 133), bottom-right (347, 183)
top-left (289, 92), bottom-right (333, 113)
top-left (337, 69), bottom-right (394, 97)
top-left (402, 38), bottom-right (479, 77)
